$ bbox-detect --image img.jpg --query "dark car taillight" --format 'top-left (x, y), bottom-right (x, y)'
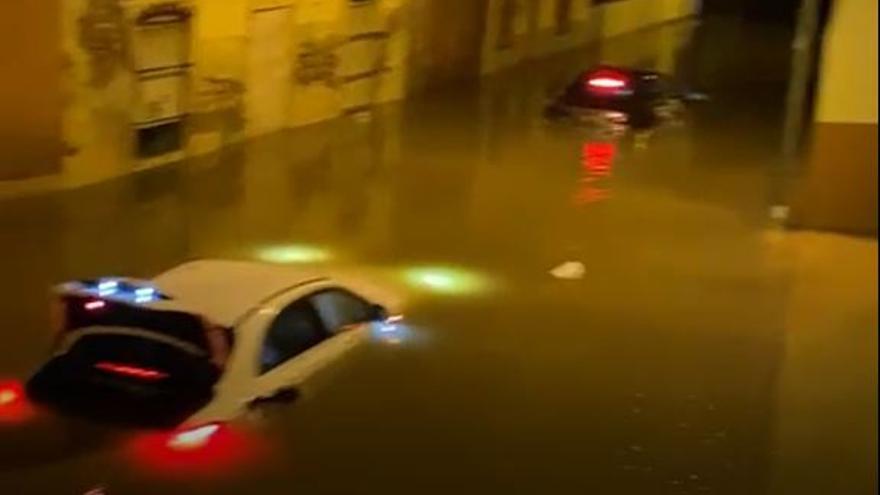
top-left (94, 362), bottom-right (169, 382)
top-left (0, 381), bottom-right (23, 407)
top-left (585, 69), bottom-right (631, 95)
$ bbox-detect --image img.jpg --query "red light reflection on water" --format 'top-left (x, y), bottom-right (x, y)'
top-left (125, 424), bottom-right (270, 479)
top-left (573, 141), bottom-right (617, 205)
top-left (583, 141), bottom-right (615, 175)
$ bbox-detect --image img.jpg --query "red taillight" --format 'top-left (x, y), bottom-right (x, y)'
top-left (83, 299), bottom-right (107, 311)
top-left (0, 383), bottom-right (22, 407)
top-left (167, 423), bottom-right (221, 451)
top-left (94, 362), bottom-right (168, 381)
top-left (0, 380), bottom-right (35, 423)
top-left (586, 69), bottom-right (631, 93)
top-left (588, 77), bottom-right (627, 89)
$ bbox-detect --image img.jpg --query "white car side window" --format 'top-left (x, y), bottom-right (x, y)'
top-left (260, 299), bottom-right (326, 374)
top-left (310, 290), bottom-right (374, 334)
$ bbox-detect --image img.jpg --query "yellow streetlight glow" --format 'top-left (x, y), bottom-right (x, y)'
top-left (255, 244), bottom-right (331, 264)
top-left (402, 266), bottom-right (490, 295)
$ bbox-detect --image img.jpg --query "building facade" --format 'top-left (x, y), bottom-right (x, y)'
top-left (789, 0), bottom-right (878, 235)
top-left (1, 0), bottom-right (697, 192)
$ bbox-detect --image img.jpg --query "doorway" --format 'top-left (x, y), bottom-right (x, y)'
top-left (555, 0), bottom-right (573, 35)
top-left (246, 5), bottom-right (293, 137)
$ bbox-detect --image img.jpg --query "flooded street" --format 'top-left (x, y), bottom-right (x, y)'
top-left (0, 19), bottom-right (876, 495)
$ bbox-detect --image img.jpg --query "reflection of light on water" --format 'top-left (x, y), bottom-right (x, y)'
top-left (369, 314), bottom-right (438, 348)
top-left (583, 142), bottom-right (615, 176)
top-left (573, 141), bottom-right (617, 206)
top-left (255, 244), bottom-right (331, 264)
top-left (372, 317), bottom-right (410, 345)
top-left (402, 267), bottom-right (490, 295)
top-left (126, 424), bottom-right (269, 479)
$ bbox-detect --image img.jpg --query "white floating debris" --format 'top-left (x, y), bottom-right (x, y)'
top-left (550, 261), bottom-right (586, 280)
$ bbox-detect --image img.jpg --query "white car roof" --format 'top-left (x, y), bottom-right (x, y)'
top-left (152, 260), bottom-right (327, 327)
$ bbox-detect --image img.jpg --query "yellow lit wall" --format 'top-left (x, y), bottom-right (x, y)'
top-left (196, 0), bottom-right (248, 39)
top-left (480, 0), bottom-right (697, 75)
top-left (600, 0), bottom-right (695, 38)
top-left (790, 0), bottom-right (878, 235)
top-left (815, 0), bottom-right (878, 124)
top-left (288, 0), bottom-right (409, 125)
top-left (37, 0), bottom-right (695, 192)
top-left (191, 0), bottom-right (248, 76)
top-left (287, 0), bottom-right (346, 126)
top-left (0, 0), bottom-right (62, 180)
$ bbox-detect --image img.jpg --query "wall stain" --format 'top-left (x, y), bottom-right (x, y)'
top-left (294, 38), bottom-right (342, 87)
top-left (189, 76), bottom-right (246, 141)
top-left (78, 0), bottom-right (128, 89)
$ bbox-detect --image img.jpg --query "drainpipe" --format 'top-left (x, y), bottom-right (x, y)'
top-left (772, 0), bottom-right (821, 223)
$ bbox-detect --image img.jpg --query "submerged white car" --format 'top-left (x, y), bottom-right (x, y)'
top-left (28, 260), bottom-right (404, 449)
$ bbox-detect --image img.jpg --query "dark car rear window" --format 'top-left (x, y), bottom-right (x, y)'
top-left (62, 294), bottom-right (210, 350)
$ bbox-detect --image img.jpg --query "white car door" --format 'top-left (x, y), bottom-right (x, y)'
top-left (185, 283), bottom-right (385, 424)
top-left (245, 283), bottom-right (374, 403)
top-left (184, 284), bottom-right (328, 423)
top-left (188, 283), bottom-right (381, 424)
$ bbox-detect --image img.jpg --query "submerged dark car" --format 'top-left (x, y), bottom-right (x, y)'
top-left (546, 65), bottom-right (703, 129)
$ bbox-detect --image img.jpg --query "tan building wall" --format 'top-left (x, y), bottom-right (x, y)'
top-left (406, 0), bottom-right (489, 89)
top-left (768, 4), bottom-right (878, 480)
top-left (0, 0), bottom-right (62, 180)
top-left (3, 0), bottom-right (696, 192)
top-left (53, 0), bottom-right (411, 189)
top-left (480, 0), bottom-right (696, 75)
top-left (814, 0), bottom-right (877, 125)
top-left (790, 0), bottom-right (878, 236)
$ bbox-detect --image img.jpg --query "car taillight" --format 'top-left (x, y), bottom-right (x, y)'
top-left (83, 299), bottom-right (107, 311)
top-left (94, 362), bottom-right (169, 381)
top-left (167, 423), bottom-right (222, 451)
top-left (0, 380), bottom-right (35, 423)
top-left (585, 69), bottom-right (631, 94)
top-left (0, 382), bottom-right (22, 407)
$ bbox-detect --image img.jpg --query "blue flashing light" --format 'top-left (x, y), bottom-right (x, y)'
top-left (98, 280), bottom-right (118, 291)
top-left (135, 287), bottom-right (156, 298)
top-left (97, 280), bottom-right (119, 295)
top-left (133, 286), bottom-right (159, 304)
top-left (79, 279), bottom-right (164, 305)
